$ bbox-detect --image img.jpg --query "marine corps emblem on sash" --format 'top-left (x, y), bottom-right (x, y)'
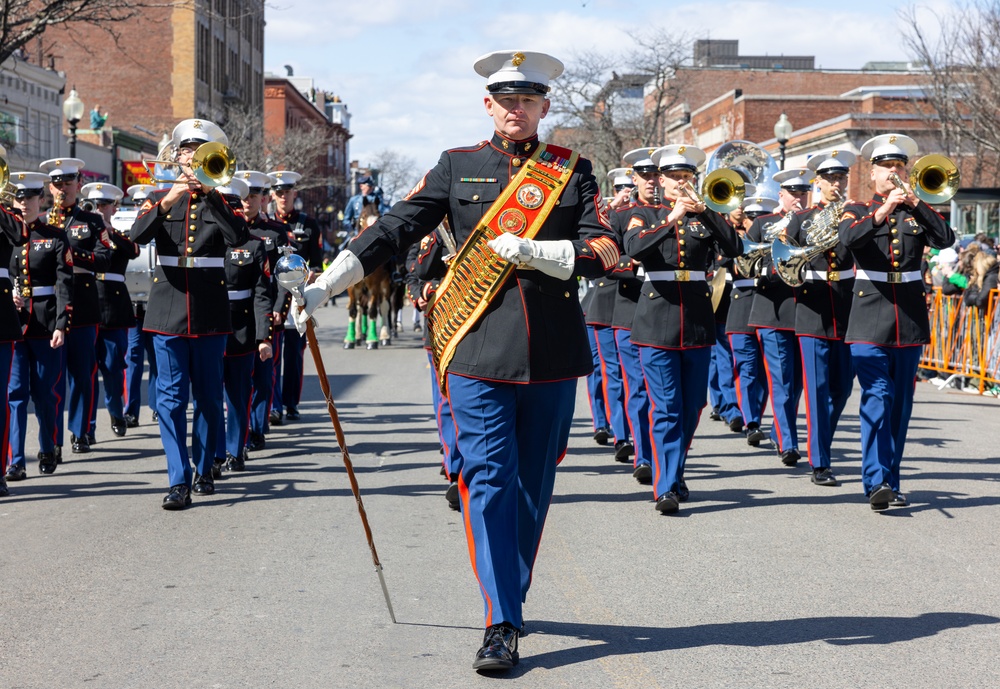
top-left (498, 208), bottom-right (528, 235)
top-left (516, 183), bottom-right (544, 210)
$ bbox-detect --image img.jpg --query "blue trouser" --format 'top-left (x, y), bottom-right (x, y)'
top-left (447, 374), bottom-right (576, 629)
top-left (218, 352), bottom-right (254, 460)
top-left (1, 342), bottom-right (15, 468)
top-left (65, 325), bottom-right (98, 438)
top-left (91, 328), bottom-right (129, 428)
top-left (757, 328), bottom-right (802, 452)
top-left (594, 325), bottom-right (628, 443)
top-left (614, 328), bottom-right (651, 469)
top-left (281, 326), bottom-right (307, 411)
top-left (271, 329), bottom-right (284, 422)
top-left (152, 334), bottom-right (227, 488)
top-left (125, 318), bottom-right (158, 419)
top-left (729, 332), bottom-right (768, 426)
top-left (640, 346), bottom-right (711, 499)
top-left (250, 346), bottom-right (275, 436)
top-left (585, 325), bottom-right (608, 431)
top-left (799, 336), bottom-right (854, 469)
top-left (709, 323), bottom-right (740, 424)
top-left (428, 351), bottom-right (462, 478)
top-left (7, 339), bottom-right (62, 467)
top-left (850, 344), bottom-right (922, 495)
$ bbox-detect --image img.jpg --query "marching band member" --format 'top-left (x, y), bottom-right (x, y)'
top-left (747, 169), bottom-right (811, 466)
top-left (783, 150), bottom-right (858, 487)
top-left (840, 134), bottom-right (954, 510)
top-left (582, 282), bottom-right (612, 445)
top-left (5, 172), bottom-right (72, 480)
top-left (130, 119), bottom-right (250, 510)
top-left (622, 144), bottom-right (740, 513)
top-left (40, 157), bottom-right (114, 456)
top-left (293, 50), bottom-right (618, 672)
top-left (124, 183), bottom-right (159, 427)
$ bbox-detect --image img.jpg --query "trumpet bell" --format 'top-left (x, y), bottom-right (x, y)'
top-left (702, 168), bottom-right (746, 214)
top-left (734, 236), bottom-right (771, 277)
top-left (191, 141), bottom-right (236, 188)
top-left (910, 154), bottom-right (960, 205)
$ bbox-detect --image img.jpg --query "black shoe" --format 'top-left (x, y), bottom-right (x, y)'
top-left (86, 432), bottom-right (96, 445)
top-left (110, 416), bottom-right (127, 437)
top-left (37, 452), bottom-right (57, 475)
top-left (245, 432), bottom-right (265, 452)
top-left (729, 417), bottom-right (744, 433)
top-left (746, 423), bottom-right (765, 446)
top-left (869, 482), bottom-right (893, 511)
top-left (593, 426), bottom-right (611, 446)
top-left (445, 479), bottom-right (460, 511)
top-left (473, 623), bottom-right (519, 672)
top-left (632, 463), bottom-right (652, 484)
top-left (780, 449), bottom-right (800, 467)
top-left (4, 464), bottom-right (26, 482)
top-left (224, 452), bottom-right (246, 473)
top-left (811, 467), bottom-right (839, 486)
top-left (614, 440), bottom-right (634, 462)
top-left (192, 474), bottom-right (215, 496)
top-left (211, 459), bottom-right (224, 480)
top-left (285, 407), bottom-right (300, 421)
top-left (269, 409), bottom-right (283, 426)
top-left (54, 446), bottom-right (62, 464)
top-left (71, 434), bottom-right (91, 454)
top-left (124, 414), bottom-right (139, 428)
top-left (162, 484), bottom-right (191, 510)
top-left (0, 478), bottom-right (8, 497)
top-left (709, 408), bottom-right (722, 421)
top-left (677, 480), bottom-right (690, 502)
top-left (890, 491), bottom-right (908, 507)
top-left (151, 410), bottom-right (159, 422)
top-left (655, 492), bottom-right (680, 514)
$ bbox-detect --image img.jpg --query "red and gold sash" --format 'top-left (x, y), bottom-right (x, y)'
top-left (427, 142), bottom-right (579, 388)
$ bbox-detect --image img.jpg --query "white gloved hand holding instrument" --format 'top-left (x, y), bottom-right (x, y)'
top-left (486, 233), bottom-right (576, 280)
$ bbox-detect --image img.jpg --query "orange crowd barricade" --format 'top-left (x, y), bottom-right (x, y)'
top-left (920, 288), bottom-right (1000, 394)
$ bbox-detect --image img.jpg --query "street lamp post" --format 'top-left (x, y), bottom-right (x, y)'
top-left (62, 88), bottom-right (85, 158)
top-left (774, 113), bottom-right (793, 171)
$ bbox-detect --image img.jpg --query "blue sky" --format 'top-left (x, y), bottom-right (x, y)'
top-left (264, 0), bottom-right (951, 176)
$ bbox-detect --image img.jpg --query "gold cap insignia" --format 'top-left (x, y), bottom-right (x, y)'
top-left (512, 52), bottom-right (526, 67)
top-left (193, 120), bottom-right (203, 129)
top-left (96, 184), bottom-right (103, 190)
top-left (648, 149), bottom-right (655, 156)
top-left (17, 173), bottom-right (25, 180)
top-left (678, 146), bottom-right (686, 154)
top-left (55, 160), bottom-right (62, 166)
top-left (831, 150), bottom-right (839, 157)
top-left (276, 172), bottom-right (283, 178)
top-left (889, 135), bottom-right (897, 144)
top-left (626, 168), bottom-right (632, 175)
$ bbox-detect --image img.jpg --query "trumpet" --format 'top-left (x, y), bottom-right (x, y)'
top-left (888, 154), bottom-right (960, 205)
top-left (142, 141), bottom-right (236, 188)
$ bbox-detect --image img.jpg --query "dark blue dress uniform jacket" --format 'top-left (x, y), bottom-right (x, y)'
top-left (54, 204), bottom-right (113, 329)
top-left (130, 189), bottom-right (250, 336)
top-left (747, 212), bottom-right (796, 331)
top-left (784, 203), bottom-right (855, 340)
top-left (249, 214), bottom-right (292, 315)
top-left (1, 207), bottom-right (29, 343)
top-left (347, 131), bottom-right (619, 383)
top-left (607, 202), bottom-right (643, 330)
top-left (96, 226), bottom-right (141, 329)
top-left (11, 220), bottom-right (73, 338)
top-left (223, 238), bottom-right (274, 356)
top-left (622, 201), bottom-right (740, 348)
top-left (839, 194), bottom-right (954, 346)
top-left (280, 210), bottom-right (324, 272)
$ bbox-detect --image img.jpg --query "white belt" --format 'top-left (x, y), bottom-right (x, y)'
top-left (635, 266), bottom-right (645, 278)
top-left (73, 267), bottom-right (93, 275)
top-left (733, 278), bottom-right (756, 288)
top-left (0, 268), bottom-right (8, 279)
top-left (803, 267), bottom-right (856, 282)
top-left (855, 269), bottom-right (921, 284)
top-left (30, 285), bottom-right (55, 297)
top-left (228, 289), bottom-right (252, 301)
top-left (644, 270), bottom-right (707, 283)
top-left (157, 256), bottom-right (225, 269)
top-left (725, 272), bottom-right (733, 282)
top-left (96, 273), bottom-right (126, 282)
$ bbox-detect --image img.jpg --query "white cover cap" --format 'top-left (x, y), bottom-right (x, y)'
top-left (80, 182), bottom-right (124, 202)
top-left (39, 157), bottom-right (86, 178)
top-left (773, 168), bottom-right (813, 189)
top-left (474, 50), bottom-right (564, 94)
top-left (651, 144), bottom-right (706, 172)
top-left (742, 195), bottom-right (780, 214)
top-left (127, 184), bottom-right (155, 201)
top-left (171, 118), bottom-right (229, 147)
top-left (622, 147), bottom-right (659, 171)
top-left (807, 149), bottom-right (857, 175)
top-left (268, 170), bottom-right (302, 189)
top-left (9, 171), bottom-right (49, 195)
top-left (607, 167), bottom-right (635, 187)
top-left (237, 170), bottom-right (272, 191)
top-left (861, 133), bottom-right (918, 163)
top-left (217, 177), bottom-right (250, 200)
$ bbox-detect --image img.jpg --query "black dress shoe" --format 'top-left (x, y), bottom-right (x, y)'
top-left (37, 452), bottom-right (57, 475)
top-left (86, 432), bottom-right (96, 445)
top-left (677, 480), bottom-right (690, 502)
top-left (632, 463), bottom-right (652, 484)
top-left (655, 492), bottom-right (680, 514)
top-left (110, 416), bottom-right (127, 437)
top-left (746, 423), bottom-right (765, 446)
top-left (162, 484), bottom-right (192, 510)
top-left (192, 474), bottom-right (215, 495)
top-left (709, 408), bottom-right (722, 421)
top-left (729, 417), bottom-right (744, 433)
top-left (4, 464), bottom-right (26, 482)
top-left (285, 407), bottom-right (300, 421)
top-left (811, 467), bottom-right (839, 486)
top-left (0, 478), bottom-right (8, 497)
top-left (613, 440), bottom-right (634, 462)
top-left (269, 409), bottom-right (283, 426)
top-left (869, 482), bottom-right (893, 511)
top-left (890, 491), bottom-right (908, 507)
top-left (71, 434), bottom-right (91, 454)
top-left (780, 449), bottom-right (800, 467)
top-left (473, 623), bottom-right (519, 672)
top-left (211, 459), bottom-right (224, 480)
top-left (445, 479), bottom-right (460, 511)
top-left (593, 426), bottom-right (611, 446)
top-left (124, 414), bottom-right (139, 428)
top-left (151, 410), bottom-right (159, 422)
top-left (54, 446), bottom-right (62, 464)
top-left (245, 432), bottom-right (265, 452)
top-left (224, 453), bottom-right (245, 473)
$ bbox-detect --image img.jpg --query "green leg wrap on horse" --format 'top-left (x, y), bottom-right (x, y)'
top-left (345, 321), bottom-right (355, 343)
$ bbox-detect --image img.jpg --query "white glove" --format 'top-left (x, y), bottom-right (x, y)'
top-left (292, 250), bottom-right (364, 334)
top-left (487, 234), bottom-right (576, 280)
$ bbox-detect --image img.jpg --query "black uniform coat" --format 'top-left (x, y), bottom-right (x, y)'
top-left (784, 203), bottom-right (855, 340)
top-left (130, 189), bottom-right (250, 336)
top-left (747, 213), bottom-right (796, 331)
top-left (279, 210), bottom-right (324, 272)
top-left (52, 203), bottom-right (113, 328)
top-left (724, 248), bottom-right (758, 336)
top-left (11, 220), bottom-right (73, 338)
top-left (408, 233), bottom-right (445, 351)
top-left (348, 131), bottom-right (618, 383)
top-left (96, 226), bottom-right (141, 329)
top-left (840, 194), bottom-right (954, 346)
top-left (622, 201), bottom-right (740, 349)
top-left (0, 206), bottom-right (29, 343)
top-left (248, 213), bottom-right (292, 315)
top-left (223, 238), bottom-right (273, 356)
top-left (607, 202), bottom-right (644, 331)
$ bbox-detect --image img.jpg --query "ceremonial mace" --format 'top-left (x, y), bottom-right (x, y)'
top-left (275, 249), bottom-right (396, 624)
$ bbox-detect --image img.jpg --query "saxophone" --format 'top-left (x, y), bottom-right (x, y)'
top-left (48, 187), bottom-right (66, 228)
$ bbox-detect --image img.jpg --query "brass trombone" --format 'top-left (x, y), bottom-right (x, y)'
top-left (141, 141), bottom-right (236, 188)
top-left (679, 168), bottom-right (746, 215)
top-left (889, 154), bottom-right (960, 205)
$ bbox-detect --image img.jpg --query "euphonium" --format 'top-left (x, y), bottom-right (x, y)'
top-left (735, 236), bottom-right (771, 277)
top-left (772, 193), bottom-right (845, 288)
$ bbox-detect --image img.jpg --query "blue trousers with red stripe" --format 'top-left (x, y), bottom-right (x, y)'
top-left (585, 325), bottom-right (608, 432)
top-left (799, 336), bottom-right (854, 469)
top-left (757, 328), bottom-right (802, 452)
top-left (250, 343), bottom-right (275, 436)
top-left (91, 328), bottom-right (129, 429)
top-left (217, 352), bottom-right (254, 460)
top-left (447, 373), bottom-right (576, 629)
top-left (614, 328), bottom-right (651, 469)
top-left (594, 325), bottom-right (628, 443)
top-left (281, 326), bottom-right (307, 411)
top-left (729, 332), bottom-right (768, 426)
top-left (125, 319), bottom-right (158, 419)
top-left (7, 339), bottom-right (62, 468)
top-left (709, 323), bottom-right (740, 424)
top-left (65, 325), bottom-right (98, 439)
top-left (850, 343), bottom-right (922, 495)
top-left (427, 351), bottom-right (462, 478)
top-left (1, 342), bottom-right (17, 469)
top-left (639, 346), bottom-right (711, 499)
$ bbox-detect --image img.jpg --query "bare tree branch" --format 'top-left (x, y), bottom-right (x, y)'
top-left (365, 148), bottom-right (419, 204)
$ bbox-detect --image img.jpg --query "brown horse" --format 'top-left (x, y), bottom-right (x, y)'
top-left (344, 202), bottom-right (394, 350)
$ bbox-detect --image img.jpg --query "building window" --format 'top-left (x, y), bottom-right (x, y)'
top-left (0, 111), bottom-right (19, 149)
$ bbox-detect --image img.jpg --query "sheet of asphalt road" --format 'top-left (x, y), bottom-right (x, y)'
top-left (1, 303), bottom-right (998, 689)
